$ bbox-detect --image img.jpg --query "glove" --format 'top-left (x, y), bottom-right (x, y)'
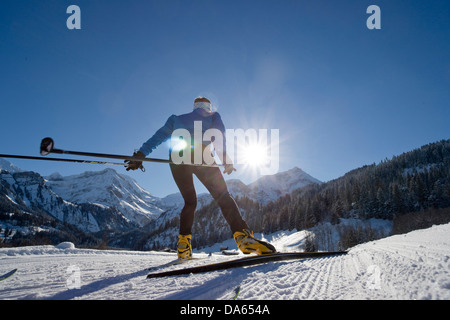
top-left (223, 163), bottom-right (236, 175)
top-left (125, 151), bottom-right (146, 171)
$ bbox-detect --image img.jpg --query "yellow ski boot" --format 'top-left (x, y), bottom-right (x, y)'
top-left (233, 229), bottom-right (276, 255)
top-left (177, 234), bottom-right (192, 259)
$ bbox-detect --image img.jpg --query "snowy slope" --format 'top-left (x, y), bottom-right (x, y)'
top-left (0, 223), bottom-right (448, 300)
top-left (45, 169), bottom-right (164, 226)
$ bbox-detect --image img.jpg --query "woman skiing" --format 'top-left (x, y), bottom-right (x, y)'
top-left (126, 96), bottom-right (276, 259)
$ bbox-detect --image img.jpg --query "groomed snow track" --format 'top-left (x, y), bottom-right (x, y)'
top-left (0, 223), bottom-right (449, 300)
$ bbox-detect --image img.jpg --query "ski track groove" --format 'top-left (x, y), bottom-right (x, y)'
top-left (234, 256), bottom-right (343, 300)
top-left (300, 259), bottom-right (324, 299)
top-left (349, 236), bottom-right (450, 300)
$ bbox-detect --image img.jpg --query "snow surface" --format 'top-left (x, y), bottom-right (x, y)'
top-left (1, 223), bottom-right (449, 300)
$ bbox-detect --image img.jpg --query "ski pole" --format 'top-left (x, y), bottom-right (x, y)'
top-left (0, 154), bottom-right (125, 166)
top-left (39, 137), bottom-right (224, 168)
top-left (40, 137), bottom-right (171, 163)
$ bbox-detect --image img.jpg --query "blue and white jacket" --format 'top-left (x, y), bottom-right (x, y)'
top-left (138, 108), bottom-right (227, 158)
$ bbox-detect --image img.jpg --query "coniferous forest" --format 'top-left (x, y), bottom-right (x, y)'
top-left (257, 139), bottom-right (450, 231)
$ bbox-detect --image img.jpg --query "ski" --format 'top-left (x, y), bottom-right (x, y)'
top-left (0, 269), bottom-right (17, 282)
top-left (232, 286), bottom-right (241, 300)
top-left (147, 251), bottom-right (347, 279)
top-left (148, 257), bottom-right (206, 271)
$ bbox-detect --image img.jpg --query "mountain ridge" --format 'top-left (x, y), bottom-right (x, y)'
top-left (45, 168), bottom-right (165, 227)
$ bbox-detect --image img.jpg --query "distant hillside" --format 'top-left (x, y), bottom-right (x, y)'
top-left (258, 139), bottom-right (450, 235)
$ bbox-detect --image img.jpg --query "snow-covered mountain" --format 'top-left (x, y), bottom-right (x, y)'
top-left (0, 170), bottom-right (122, 233)
top-left (228, 167), bottom-right (321, 204)
top-left (45, 169), bottom-right (165, 227)
top-left (0, 160), bottom-right (143, 234)
top-left (0, 158), bottom-right (22, 173)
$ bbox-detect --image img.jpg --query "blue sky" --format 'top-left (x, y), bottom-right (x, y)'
top-left (1, 0), bottom-right (449, 197)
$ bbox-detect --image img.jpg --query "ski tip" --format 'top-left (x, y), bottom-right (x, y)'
top-left (0, 268), bottom-right (18, 281)
top-left (232, 286), bottom-right (241, 300)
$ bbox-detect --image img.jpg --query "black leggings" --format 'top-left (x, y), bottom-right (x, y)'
top-left (170, 164), bottom-right (249, 235)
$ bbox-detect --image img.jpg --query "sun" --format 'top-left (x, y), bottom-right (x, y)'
top-left (241, 143), bottom-right (269, 167)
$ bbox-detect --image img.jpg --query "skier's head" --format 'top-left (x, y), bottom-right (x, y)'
top-left (193, 96), bottom-right (212, 113)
